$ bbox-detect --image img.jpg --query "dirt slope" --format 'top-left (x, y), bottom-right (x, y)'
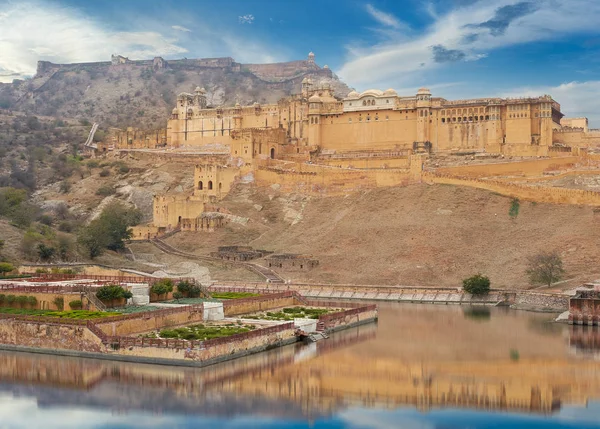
top-left (167, 183), bottom-right (600, 289)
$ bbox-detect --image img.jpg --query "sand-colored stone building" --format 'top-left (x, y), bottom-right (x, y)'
top-left (123, 54), bottom-right (600, 236)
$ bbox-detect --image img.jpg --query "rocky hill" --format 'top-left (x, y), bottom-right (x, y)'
top-left (0, 55), bottom-right (352, 129)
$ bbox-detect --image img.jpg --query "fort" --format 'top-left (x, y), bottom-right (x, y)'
top-left (93, 53), bottom-right (600, 237)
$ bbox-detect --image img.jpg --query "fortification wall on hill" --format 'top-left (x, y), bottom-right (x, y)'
top-left (244, 60), bottom-right (324, 82)
top-left (434, 156), bottom-right (589, 178)
top-left (254, 159), bottom-right (418, 195)
top-left (424, 172), bottom-right (600, 206)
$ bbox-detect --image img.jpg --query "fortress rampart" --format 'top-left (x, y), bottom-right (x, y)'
top-left (423, 172), bottom-right (600, 206)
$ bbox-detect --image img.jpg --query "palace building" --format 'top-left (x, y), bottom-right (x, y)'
top-left (118, 54), bottom-right (600, 236)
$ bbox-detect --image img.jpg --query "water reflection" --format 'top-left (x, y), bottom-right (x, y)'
top-left (0, 303), bottom-right (599, 428)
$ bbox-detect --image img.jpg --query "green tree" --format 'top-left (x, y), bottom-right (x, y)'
top-left (57, 234), bottom-right (74, 261)
top-left (526, 251), bottom-right (565, 287)
top-left (462, 274), bottom-right (491, 295)
top-left (77, 221), bottom-right (108, 258)
top-left (0, 262), bottom-right (14, 276)
top-left (27, 296), bottom-right (37, 307)
top-left (151, 279), bottom-right (174, 300)
top-left (78, 202), bottom-right (141, 258)
top-left (53, 297), bottom-right (65, 310)
top-left (69, 300), bottom-right (82, 310)
top-left (16, 295), bottom-right (27, 308)
top-left (95, 284), bottom-right (133, 307)
top-left (37, 243), bottom-right (55, 261)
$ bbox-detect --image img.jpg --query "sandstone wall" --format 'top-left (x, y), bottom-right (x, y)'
top-left (111, 324), bottom-right (296, 363)
top-left (424, 173), bottom-right (600, 206)
top-left (0, 319), bottom-right (104, 352)
top-left (435, 157), bottom-right (581, 178)
top-left (95, 306), bottom-right (204, 336)
top-left (222, 294), bottom-right (297, 316)
top-left (254, 160), bottom-right (416, 195)
top-left (513, 292), bottom-right (569, 311)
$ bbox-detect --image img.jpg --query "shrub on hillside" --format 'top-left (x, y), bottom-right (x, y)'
top-left (96, 185), bottom-right (115, 196)
top-left (462, 274), bottom-right (491, 295)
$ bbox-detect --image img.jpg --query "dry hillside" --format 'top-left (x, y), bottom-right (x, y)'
top-left (166, 182), bottom-right (600, 289)
top-left (0, 58), bottom-right (350, 129)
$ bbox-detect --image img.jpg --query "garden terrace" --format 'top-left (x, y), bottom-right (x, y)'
top-left (244, 306), bottom-right (336, 321)
top-left (143, 322), bottom-right (259, 341)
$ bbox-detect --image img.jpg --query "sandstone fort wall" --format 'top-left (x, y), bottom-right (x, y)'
top-left (424, 173), bottom-right (600, 206)
top-left (435, 157), bottom-right (581, 178)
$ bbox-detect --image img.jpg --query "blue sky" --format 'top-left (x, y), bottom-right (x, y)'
top-left (1, 0), bottom-right (600, 124)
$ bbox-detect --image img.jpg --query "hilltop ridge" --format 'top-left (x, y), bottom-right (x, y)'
top-left (0, 53), bottom-right (351, 129)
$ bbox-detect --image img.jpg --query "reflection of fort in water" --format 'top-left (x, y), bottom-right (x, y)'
top-left (2, 311), bottom-right (600, 418)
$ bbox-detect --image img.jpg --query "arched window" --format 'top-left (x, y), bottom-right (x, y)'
top-left (198, 181), bottom-right (203, 190)
top-left (270, 148), bottom-right (275, 159)
top-left (219, 182), bottom-right (222, 190)
top-left (208, 181), bottom-right (213, 190)
top-left (363, 100), bottom-right (367, 106)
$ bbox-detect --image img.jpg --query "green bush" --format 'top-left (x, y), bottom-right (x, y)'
top-left (95, 284), bottom-right (132, 305)
top-left (27, 296), bottom-right (37, 307)
top-left (0, 263), bottom-right (14, 275)
top-left (151, 279), bottom-right (174, 298)
top-left (173, 291), bottom-right (183, 300)
top-left (69, 300), bottom-right (82, 310)
top-left (462, 274), bottom-right (491, 295)
top-left (177, 280), bottom-right (201, 298)
top-left (118, 165), bottom-right (130, 174)
top-left (96, 185), bottom-right (115, 196)
top-left (53, 297), bottom-right (64, 310)
top-left (509, 198), bottom-right (520, 218)
top-left (0, 294), bottom-right (5, 304)
top-left (99, 169), bottom-right (110, 177)
top-left (87, 160), bottom-right (99, 168)
top-left (16, 296), bottom-right (28, 307)
top-left (6, 295), bottom-right (15, 305)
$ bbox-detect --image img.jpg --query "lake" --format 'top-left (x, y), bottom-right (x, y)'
top-left (0, 303), bottom-right (599, 429)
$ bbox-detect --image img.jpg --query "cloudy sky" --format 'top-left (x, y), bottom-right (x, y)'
top-left (1, 0), bottom-right (600, 123)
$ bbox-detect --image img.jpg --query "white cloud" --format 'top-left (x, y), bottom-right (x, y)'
top-left (0, 1), bottom-right (188, 82)
top-left (340, 0), bottom-right (600, 88)
top-left (365, 4), bottom-right (409, 31)
top-left (239, 14), bottom-right (255, 24)
top-left (504, 80), bottom-right (600, 128)
top-left (172, 25), bottom-right (191, 32)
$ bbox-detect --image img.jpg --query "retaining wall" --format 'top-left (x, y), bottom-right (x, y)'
top-left (0, 319), bottom-right (104, 353)
top-left (95, 305), bottom-right (204, 336)
top-left (512, 292), bottom-right (570, 311)
top-left (109, 323), bottom-right (296, 363)
top-left (222, 292), bottom-right (300, 316)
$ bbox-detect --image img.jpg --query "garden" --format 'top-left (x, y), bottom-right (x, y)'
top-left (143, 322), bottom-right (257, 341)
top-left (244, 306), bottom-right (333, 321)
top-left (0, 307), bottom-right (120, 319)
